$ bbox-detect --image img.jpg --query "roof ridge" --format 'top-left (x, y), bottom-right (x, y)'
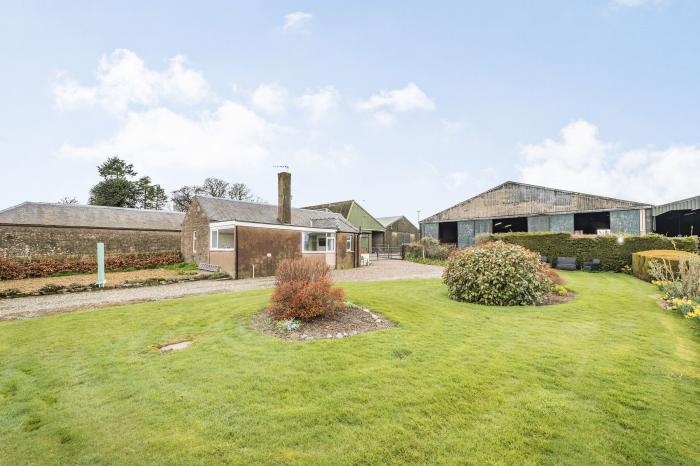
top-left (1, 201), bottom-right (184, 215)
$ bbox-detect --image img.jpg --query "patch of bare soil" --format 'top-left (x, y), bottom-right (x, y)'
top-left (0, 269), bottom-right (194, 293)
top-left (252, 306), bottom-right (395, 341)
top-left (540, 291), bottom-right (576, 305)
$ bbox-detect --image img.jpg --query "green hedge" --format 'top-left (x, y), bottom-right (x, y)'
top-left (477, 232), bottom-right (698, 272)
top-left (631, 250), bottom-right (700, 281)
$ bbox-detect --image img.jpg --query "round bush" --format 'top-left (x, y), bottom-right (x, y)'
top-left (443, 241), bottom-right (553, 306)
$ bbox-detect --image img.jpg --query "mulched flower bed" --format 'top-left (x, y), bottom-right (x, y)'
top-left (252, 305), bottom-right (395, 341)
top-left (540, 291), bottom-right (576, 306)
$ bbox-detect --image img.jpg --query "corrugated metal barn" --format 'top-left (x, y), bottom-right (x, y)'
top-left (653, 195), bottom-right (700, 237)
top-left (420, 181), bottom-right (658, 247)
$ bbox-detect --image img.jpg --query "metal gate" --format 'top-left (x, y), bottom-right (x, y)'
top-left (371, 246), bottom-right (403, 260)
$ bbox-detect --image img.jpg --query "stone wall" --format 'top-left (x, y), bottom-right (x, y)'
top-left (180, 198), bottom-right (211, 265)
top-left (0, 225), bottom-right (180, 258)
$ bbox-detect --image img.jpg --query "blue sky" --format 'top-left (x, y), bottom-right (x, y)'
top-left (1, 0), bottom-right (699, 221)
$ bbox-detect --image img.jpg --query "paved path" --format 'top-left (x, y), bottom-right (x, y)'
top-left (0, 260), bottom-right (443, 321)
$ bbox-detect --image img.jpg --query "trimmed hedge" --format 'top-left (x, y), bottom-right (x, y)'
top-left (477, 232), bottom-right (698, 272)
top-left (631, 250), bottom-right (700, 282)
top-left (0, 252), bottom-right (182, 280)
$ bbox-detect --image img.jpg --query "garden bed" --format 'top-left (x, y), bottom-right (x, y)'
top-left (0, 268), bottom-right (229, 298)
top-left (540, 291), bottom-right (576, 305)
top-left (252, 305), bottom-right (394, 340)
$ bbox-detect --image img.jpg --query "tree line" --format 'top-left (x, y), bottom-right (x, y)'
top-left (60, 156), bottom-right (260, 212)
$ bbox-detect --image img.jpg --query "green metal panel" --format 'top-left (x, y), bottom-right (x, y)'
top-left (610, 209), bottom-right (641, 234)
top-left (550, 214), bottom-right (574, 232)
top-left (422, 223), bottom-right (438, 240)
top-left (457, 221), bottom-right (475, 247)
top-left (347, 202), bottom-right (385, 232)
top-left (474, 219), bottom-right (491, 235)
top-left (527, 216), bottom-right (550, 232)
top-left (96, 242), bottom-right (106, 287)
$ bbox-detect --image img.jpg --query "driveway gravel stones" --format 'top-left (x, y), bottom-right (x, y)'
top-left (0, 260), bottom-right (443, 321)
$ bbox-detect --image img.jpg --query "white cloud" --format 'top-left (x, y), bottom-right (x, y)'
top-left (519, 120), bottom-right (700, 204)
top-left (297, 86), bottom-right (339, 121)
top-left (357, 83), bottom-right (435, 125)
top-left (372, 111), bottom-right (396, 127)
top-left (251, 83), bottom-right (288, 115)
top-left (283, 11), bottom-right (312, 33)
top-left (59, 101), bottom-right (276, 171)
top-left (54, 49), bottom-right (210, 114)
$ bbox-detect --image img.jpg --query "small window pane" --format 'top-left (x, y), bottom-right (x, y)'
top-left (211, 230), bottom-right (218, 249)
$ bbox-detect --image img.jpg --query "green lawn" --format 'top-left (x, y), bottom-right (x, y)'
top-left (1, 273), bottom-right (699, 465)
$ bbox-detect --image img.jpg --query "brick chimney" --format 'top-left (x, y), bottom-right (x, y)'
top-left (277, 171), bottom-right (291, 224)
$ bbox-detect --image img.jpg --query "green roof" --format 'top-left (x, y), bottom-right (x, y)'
top-left (303, 200), bottom-right (385, 232)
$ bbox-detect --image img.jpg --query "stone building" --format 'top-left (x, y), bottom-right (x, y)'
top-left (376, 216), bottom-right (419, 247)
top-left (420, 181), bottom-right (654, 247)
top-left (181, 172), bottom-right (360, 279)
top-left (0, 202), bottom-right (184, 257)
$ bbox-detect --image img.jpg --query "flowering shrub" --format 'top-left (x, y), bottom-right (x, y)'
top-left (442, 241), bottom-right (554, 306)
top-left (403, 237), bottom-right (453, 261)
top-left (0, 252), bottom-right (182, 280)
top-left (269, 258), bottom-right (345, 320)
top-left (651, 280), bottom-right (700, 321)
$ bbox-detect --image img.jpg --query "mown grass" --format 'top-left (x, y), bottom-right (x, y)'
top-left (0, 272), bottom-right (699, 464)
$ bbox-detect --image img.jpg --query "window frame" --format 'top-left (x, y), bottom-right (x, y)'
top-left (209, 227), bottom-right (235, 251)
top-left (346, 235), bottom-right (353, 252)
top-left (302, 232), bottom-right (337, 253)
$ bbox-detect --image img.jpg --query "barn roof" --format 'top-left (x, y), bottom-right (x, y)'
top-left (0, 202), bottom-right (184, 231)
top-left (196, 196), bottom-right (358, 233)
top-left (423, 181), bottom-right (650, 223)
top-left (303, 200), bottom-right (385, 232)
top-left (652, 195), bottom-right (700, 217)
top-left (377, 216), bottom-right (402, 227)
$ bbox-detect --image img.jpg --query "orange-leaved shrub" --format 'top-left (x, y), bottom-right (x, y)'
top-left (269, 258), bottom-right (345, 320)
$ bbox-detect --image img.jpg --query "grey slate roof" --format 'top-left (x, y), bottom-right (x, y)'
top-left (0, 202), bottom-right (184, 231)
top-left (377, 216), bottom-right (403, 227)
top-left (196, 196), bottom-right (358, 233)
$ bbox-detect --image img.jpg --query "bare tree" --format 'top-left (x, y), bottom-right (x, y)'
top-left (228, 182), bottom-right (254, 201)
top-left (171, 186), bottom-right (203, 212)
top-left (201, 178), bottom-right (230, 198)
top-left (58, 196), bottom-right (79, 205)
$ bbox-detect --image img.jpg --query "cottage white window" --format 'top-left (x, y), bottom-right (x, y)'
top-left (210, 227), bottom-right (235, 251)
top-left (346, 236), bottom-right (353, 252)
top-left (192, 231), bottom-right (197, 254)
top-left (302, 232), bottom-right (336, 253)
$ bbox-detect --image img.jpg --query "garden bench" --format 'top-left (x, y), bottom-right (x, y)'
top-left (583, 259), bottom-right (601, 272)
top-left (556, 256), bottom-right (577, 271)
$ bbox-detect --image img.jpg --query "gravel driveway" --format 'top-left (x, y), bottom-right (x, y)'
top-left (0, 260), bottom-right (443, 321)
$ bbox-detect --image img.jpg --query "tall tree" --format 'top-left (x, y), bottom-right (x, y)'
top-left (89, 157), bottom-right (167, 209)
top-left (135, 176), bottom-right (168, 210)
top-left (171, 179), bottom-right (260, 212)
top-left (171, 186), bottom-right (202, 212)
top-left (201, 178), bottom-right (230, 198)
top-left (228, 182), bottom-right (254, 201)
top-left (98, 157), bottom-right (137, 179)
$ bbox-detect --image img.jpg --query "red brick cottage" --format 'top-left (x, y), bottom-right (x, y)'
top-left (181, 172), bottom-right (360, 279)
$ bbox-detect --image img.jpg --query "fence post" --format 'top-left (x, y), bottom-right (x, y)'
top-left (96, 242), bottom-right (106, 288)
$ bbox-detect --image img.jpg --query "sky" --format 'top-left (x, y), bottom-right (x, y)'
top-left (1, 0), bottom-right (700, 223)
